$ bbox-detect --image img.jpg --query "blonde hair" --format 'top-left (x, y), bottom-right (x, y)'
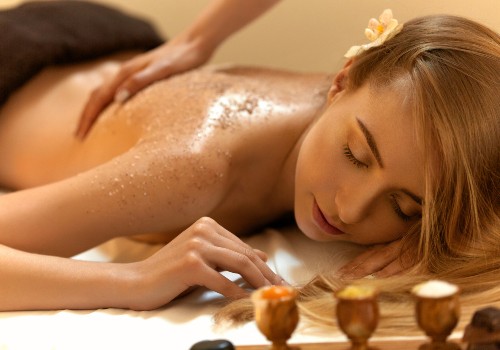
top-left (215, 15), bottom-right (500, 335)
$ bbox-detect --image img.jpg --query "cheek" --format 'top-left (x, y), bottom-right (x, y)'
top-left (352, 208), bottom-right (417, 244)
top-left (296, 131), bottom-right (330, 189)
top-left (295, 116), bottom-right (350, 193)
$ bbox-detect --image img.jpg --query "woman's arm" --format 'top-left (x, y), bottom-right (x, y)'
top-left (178, 0), bottom-right (281, 55)
top-left (0, 216), bottom-right (281, 311)
top-left (0, 243), bottom-right (130, 311)
top-left (0, 140), bottom-right (283, 310)
top-left (77, 0), bottom-right (281, 138)
top-left (0, 157), bottom-right (281, 310)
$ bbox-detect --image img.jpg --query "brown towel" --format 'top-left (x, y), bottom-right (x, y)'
top-left (0, 0), bottom-right (165, 106)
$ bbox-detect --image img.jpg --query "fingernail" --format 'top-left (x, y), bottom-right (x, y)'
top-left (114, 89), bottom-right (130, 103)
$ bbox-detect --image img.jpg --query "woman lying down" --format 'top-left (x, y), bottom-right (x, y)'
top-left (0, 1), bottom-right (498, 333)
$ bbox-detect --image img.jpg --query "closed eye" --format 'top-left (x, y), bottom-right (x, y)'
top-left (343, 144), bottom-right (368, 169)
top-left (390, 194), bottom-right (421, 222)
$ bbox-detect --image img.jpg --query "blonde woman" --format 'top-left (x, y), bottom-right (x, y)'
top-left (216, 14), bottom-right (500, 333)
top-left (0, 3), bottom-right (498, 333)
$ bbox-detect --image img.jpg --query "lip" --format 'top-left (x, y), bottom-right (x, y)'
top-left (312, 199), bottom-right (346, 236)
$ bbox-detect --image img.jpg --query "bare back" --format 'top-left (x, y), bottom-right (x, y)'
top-left (0, 53), bottom-right (331, 252)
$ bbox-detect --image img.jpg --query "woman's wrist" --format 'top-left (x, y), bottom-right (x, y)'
top-left (115, 257), bottom-right (190, 311)
top-left (112, 260), bottom-right (171, 311)
top-left (107, 262), bottom-right (147, 310)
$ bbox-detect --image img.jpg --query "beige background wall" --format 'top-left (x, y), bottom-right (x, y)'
top-left (2, 0), bottom-right (499, 73)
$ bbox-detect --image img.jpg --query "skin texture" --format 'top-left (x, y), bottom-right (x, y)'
top-left (0, 53), bottom-right (424, 311)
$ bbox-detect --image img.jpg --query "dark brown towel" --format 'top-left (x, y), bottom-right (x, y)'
top-left (0, 0), bottom-right (165, 106)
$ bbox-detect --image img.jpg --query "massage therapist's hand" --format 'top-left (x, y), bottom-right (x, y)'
top-left (76, 37), bottom-right (212, 139)
top-left (338, 238), bottom-right (417, 279)
top-left (76, 0), bottom-right (280, 139)
top-left (123, 217), bottom-right (284, 311)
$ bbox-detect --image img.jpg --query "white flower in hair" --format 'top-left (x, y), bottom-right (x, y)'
top-left (344, 9), bottom-right (403, 58)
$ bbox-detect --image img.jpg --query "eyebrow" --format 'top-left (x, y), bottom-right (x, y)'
top-left (356, 118), bottom-right (384, 168)
top-left (356, 118), bottom-right (423, 206)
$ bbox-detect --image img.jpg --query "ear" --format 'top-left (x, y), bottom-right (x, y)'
top-left (327, 59), bottom-right (354, 103)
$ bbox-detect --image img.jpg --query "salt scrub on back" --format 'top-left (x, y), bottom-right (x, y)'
top-left (412, 280), bottom-right (459, 298)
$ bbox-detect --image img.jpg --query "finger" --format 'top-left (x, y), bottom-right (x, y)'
top-left (196, 264), bottom-right (248, 299)
top-left (76, 77), bottom-right (124, 139)
top-left (117, 62), bottom-right (173, 100)
top-left (373, 258), bottom-right (405, 278)
top-left (76, 89), bottom-right (109, 138)
top-left (210, 245), bottom-right (279, 289)
top-left (193, 218), bottom-right (262, 256)
top-left (253, 249), bottom-right (268, 262)
top-left (209, 235), bottom-right (281, 286)
top-left (76, 58), bottom-right (147, 138)
top-left (187, 218), bottom-right (282, 285)
top-left (337, 246), bottom-right (380, 276)
top-left (340, 243), bottom-right (401, 279)
top-left (375, 243), bottom-right (416, 278)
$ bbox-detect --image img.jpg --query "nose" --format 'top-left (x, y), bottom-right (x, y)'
top-left (334, 185), bottom-right (377, 225)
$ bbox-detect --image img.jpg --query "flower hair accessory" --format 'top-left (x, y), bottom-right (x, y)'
top-left (344, 9), bottom-right (403, 58)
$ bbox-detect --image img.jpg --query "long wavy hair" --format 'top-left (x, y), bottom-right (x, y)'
top-left (215, 14), bottom-right (500, 335)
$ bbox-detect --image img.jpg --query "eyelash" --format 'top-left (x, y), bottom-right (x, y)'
top-left (343, 144), bottom-right (368, 169)
top-left (390, 194), bottom-right (414, 222)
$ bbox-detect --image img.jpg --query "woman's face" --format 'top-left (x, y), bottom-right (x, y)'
top-left (294, 82), bottom-right (424, 245)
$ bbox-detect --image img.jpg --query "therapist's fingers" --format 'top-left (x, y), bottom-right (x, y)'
top-left (76, 80), bottom-right (122, 138)
top-left (76, 83), bottom-right (114, 138)
top-left (115, 37), bottom-right (216, 104)
top-left (112, 61), bottom-right (173, 104)
top-left (76, 56), bottom-right (148, 139)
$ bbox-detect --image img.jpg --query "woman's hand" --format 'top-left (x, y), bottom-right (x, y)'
top-left (338, 238), bottom-right (416, 279)
top-left (76, 38), bottom-right (212, 139)
top-left (125, 217), bottom-right (284, 311)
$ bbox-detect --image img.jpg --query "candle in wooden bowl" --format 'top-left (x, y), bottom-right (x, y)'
top-left (335, 284), bottom-right (379, 350)
top-left (251, 285), bottom-right (299, 350)
top-left (412, 280), bottom-right (461, 350)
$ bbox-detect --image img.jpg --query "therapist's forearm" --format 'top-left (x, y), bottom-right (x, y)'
top-left (176, 0), bottom-right (280, 53)
top-left (0, 244), bottom-right (133, 311)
